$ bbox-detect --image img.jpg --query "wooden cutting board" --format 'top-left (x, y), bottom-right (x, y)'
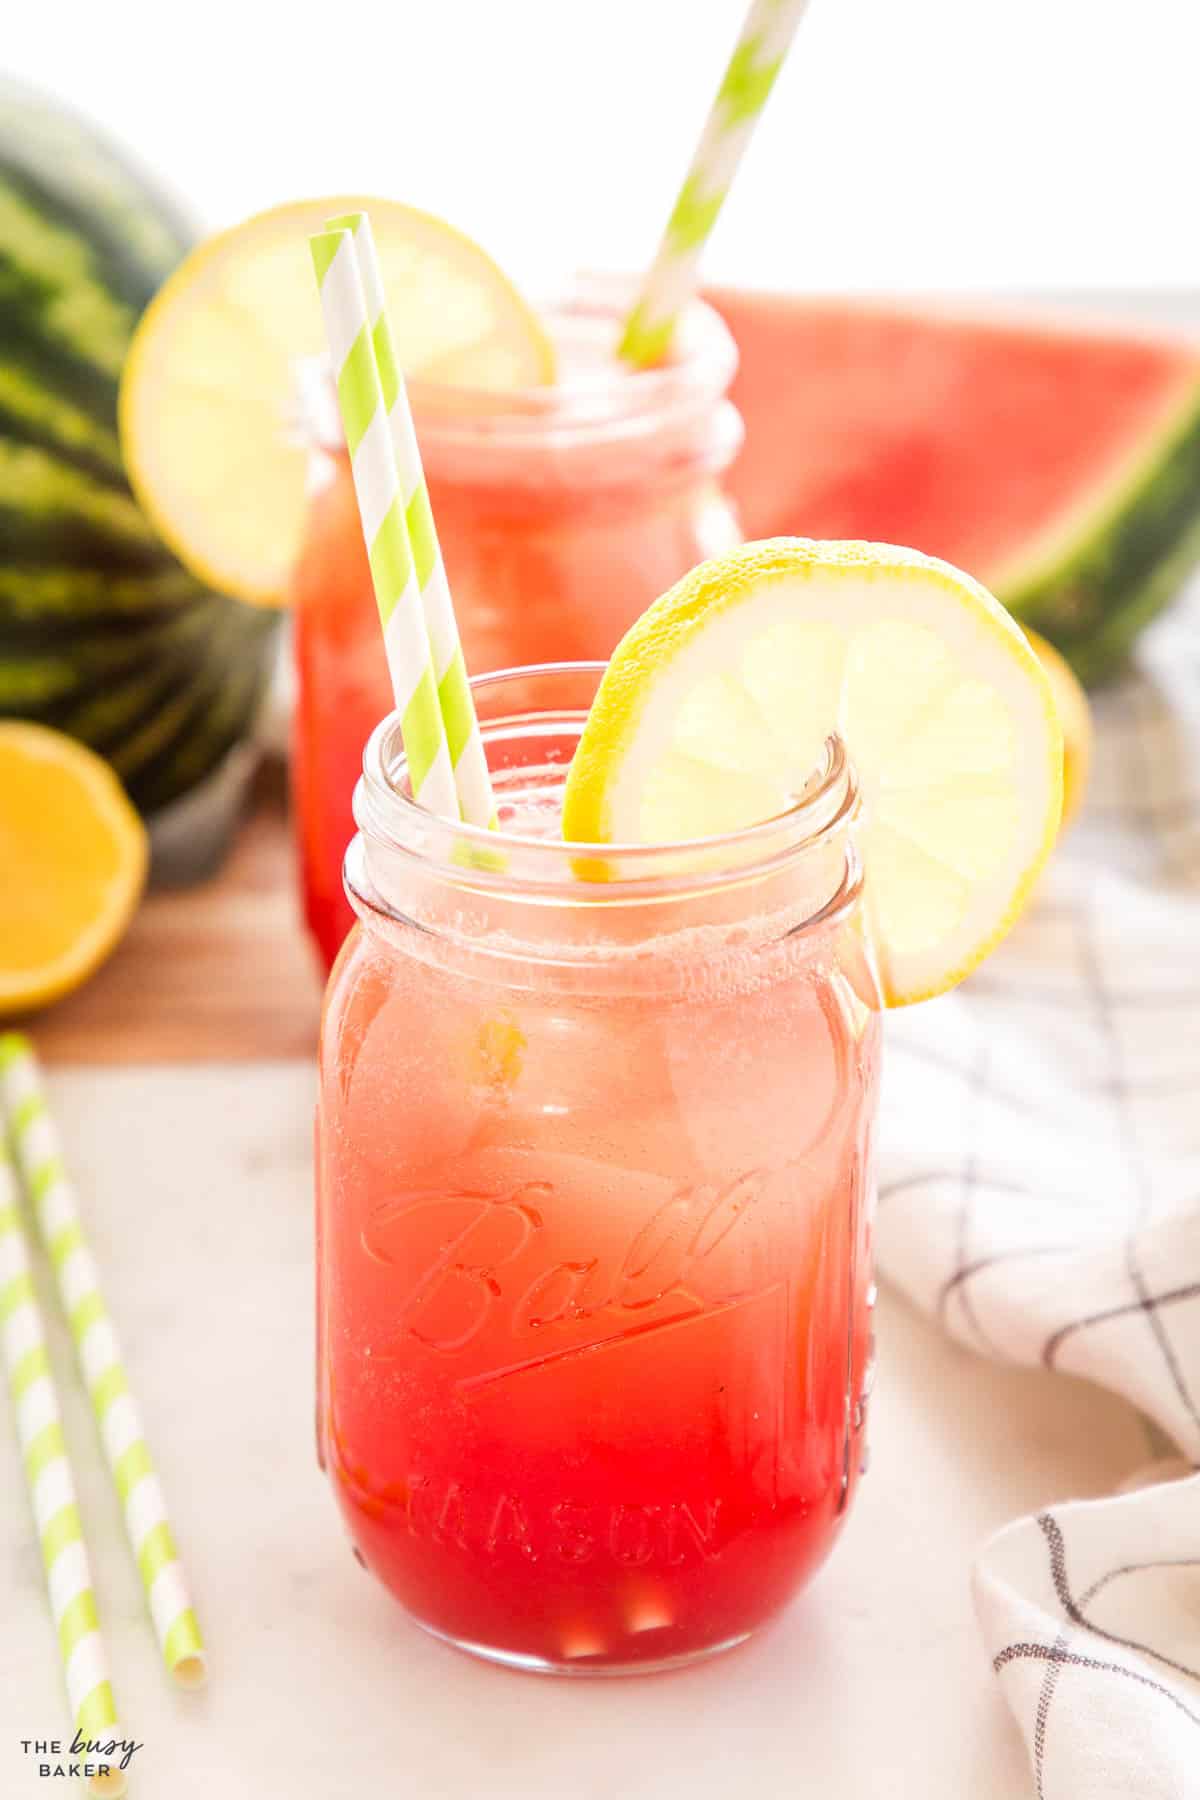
top-left (32, 766), bottom-right (323, 1066)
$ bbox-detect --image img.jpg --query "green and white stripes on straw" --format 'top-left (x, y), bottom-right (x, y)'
top-left (309, 227), bottom-right (460, 820)
top-left (618, 0), bottom-right (812, 368)
top-left (0, 1033), bottom-right (206, 1692)
top-left (327, 211), bottom-right (497, 829)
top-left (0, 1135), bottom-right (127, 1799)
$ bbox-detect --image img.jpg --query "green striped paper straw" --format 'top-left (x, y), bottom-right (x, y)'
top-left (327, 211), bottom-right (497, 830)
top-left (0, 1134), bottom-right (128, 1798)
top-left (619, 0), bottom-right (812, 367)
top-left (0, 1034), bottom-right (206, 1691)
top-left (310, 227), bottom-right (459, 820)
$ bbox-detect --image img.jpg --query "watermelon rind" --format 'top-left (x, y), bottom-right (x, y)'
top-left (1000, 373), bottom-right (1200, 684)
top-left (0, 80), bottom-right (277, 816)
top-left (0, 77), bottom-right (193, 313)
top-left (0, 563), bottom-right (202, 631)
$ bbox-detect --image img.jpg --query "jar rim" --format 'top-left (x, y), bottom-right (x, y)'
top-left (351, 661), bottom-right (859, 908)
top-left (297, 280), bottom-right (739, 456)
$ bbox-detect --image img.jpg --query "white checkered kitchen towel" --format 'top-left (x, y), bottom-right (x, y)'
top-left (876, 578), bottom-right (1200, 1798)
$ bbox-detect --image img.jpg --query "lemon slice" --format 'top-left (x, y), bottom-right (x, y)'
top-left (0, 724), bottom-right (148, 1015)
top-left (1024, 627), bottom-right (1091, 828)
top-left (562, 539), bottom-right (1063, 1006)
top-left (119, 197), bottom-right (555, 606)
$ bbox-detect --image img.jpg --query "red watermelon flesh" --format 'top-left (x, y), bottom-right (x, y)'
top-left (710, 289), bottom-right (1200, 595)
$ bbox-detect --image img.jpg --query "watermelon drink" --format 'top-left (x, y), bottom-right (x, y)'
top-left (317, 664), bottom-right (880, 1672)
top-left (292, 292), bottom-right (743, 970)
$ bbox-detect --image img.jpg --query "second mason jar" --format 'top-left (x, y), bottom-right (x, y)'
top-left (292, 290), bottom-right (744, 969)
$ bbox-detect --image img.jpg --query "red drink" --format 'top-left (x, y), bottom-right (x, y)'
top-left (292, 293), bottom-right (743, 969)
top-left (317, 666), bottom-right (881, 1672)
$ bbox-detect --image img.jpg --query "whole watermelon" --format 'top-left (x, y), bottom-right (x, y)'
top-left (0, 80), bottom-right (276, 815)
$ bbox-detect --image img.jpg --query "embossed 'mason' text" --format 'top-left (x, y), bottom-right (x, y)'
top-left (389, 1479), bottom-right (726, 1564)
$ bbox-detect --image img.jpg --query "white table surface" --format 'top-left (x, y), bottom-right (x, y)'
top-left (0, 1062), bottom-right (1152, 1799)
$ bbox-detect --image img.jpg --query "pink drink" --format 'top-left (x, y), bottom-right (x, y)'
top-left (316, 666), bottom-right (881, 1672)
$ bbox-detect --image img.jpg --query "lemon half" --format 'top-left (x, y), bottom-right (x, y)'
top-left (1024, 627), bottom-right (1091, 828)
top-left (0, 723), bottom-right (148, 1015)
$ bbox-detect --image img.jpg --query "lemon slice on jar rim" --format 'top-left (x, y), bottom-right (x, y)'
top-left (119, 197), bottom-right (556, 608)
top-left (562, 538), bottom-right (1063, 1006)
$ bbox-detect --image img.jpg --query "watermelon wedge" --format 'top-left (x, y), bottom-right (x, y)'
top-left (711, 291), bottom-right (1200, 683)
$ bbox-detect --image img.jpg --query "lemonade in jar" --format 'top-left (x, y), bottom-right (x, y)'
top-left (318, 661), bottom-right (879, 1669)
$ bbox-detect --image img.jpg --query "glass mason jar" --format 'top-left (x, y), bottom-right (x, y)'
top-left (316, 665), bottom-right (882, 1675)
top-left (292, 290), bottom-right (744, 970)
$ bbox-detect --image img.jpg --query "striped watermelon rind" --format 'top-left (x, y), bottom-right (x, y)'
top-left (1002, 377), bottom-right (1200, 684)
top-left (0, 80), bottom-right (277, 815)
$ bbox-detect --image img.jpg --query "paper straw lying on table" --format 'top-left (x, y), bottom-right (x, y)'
top-left (0, 1034), bottom-right (205, 1691)
top-left (0, 1132), bottom-right (128, 1798)
top-left (309, 226), bottom-right (460, 820)
top-left (327, 210), bottom-right (497, 830)
top-left (619, 0), bottom-right (813, 367)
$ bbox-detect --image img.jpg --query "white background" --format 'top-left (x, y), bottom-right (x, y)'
top-left (8, 0), bottom-right (1200, 292)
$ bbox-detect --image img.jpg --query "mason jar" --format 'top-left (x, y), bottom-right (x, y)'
top-left (315, 663), bottom-right (881, 1674)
